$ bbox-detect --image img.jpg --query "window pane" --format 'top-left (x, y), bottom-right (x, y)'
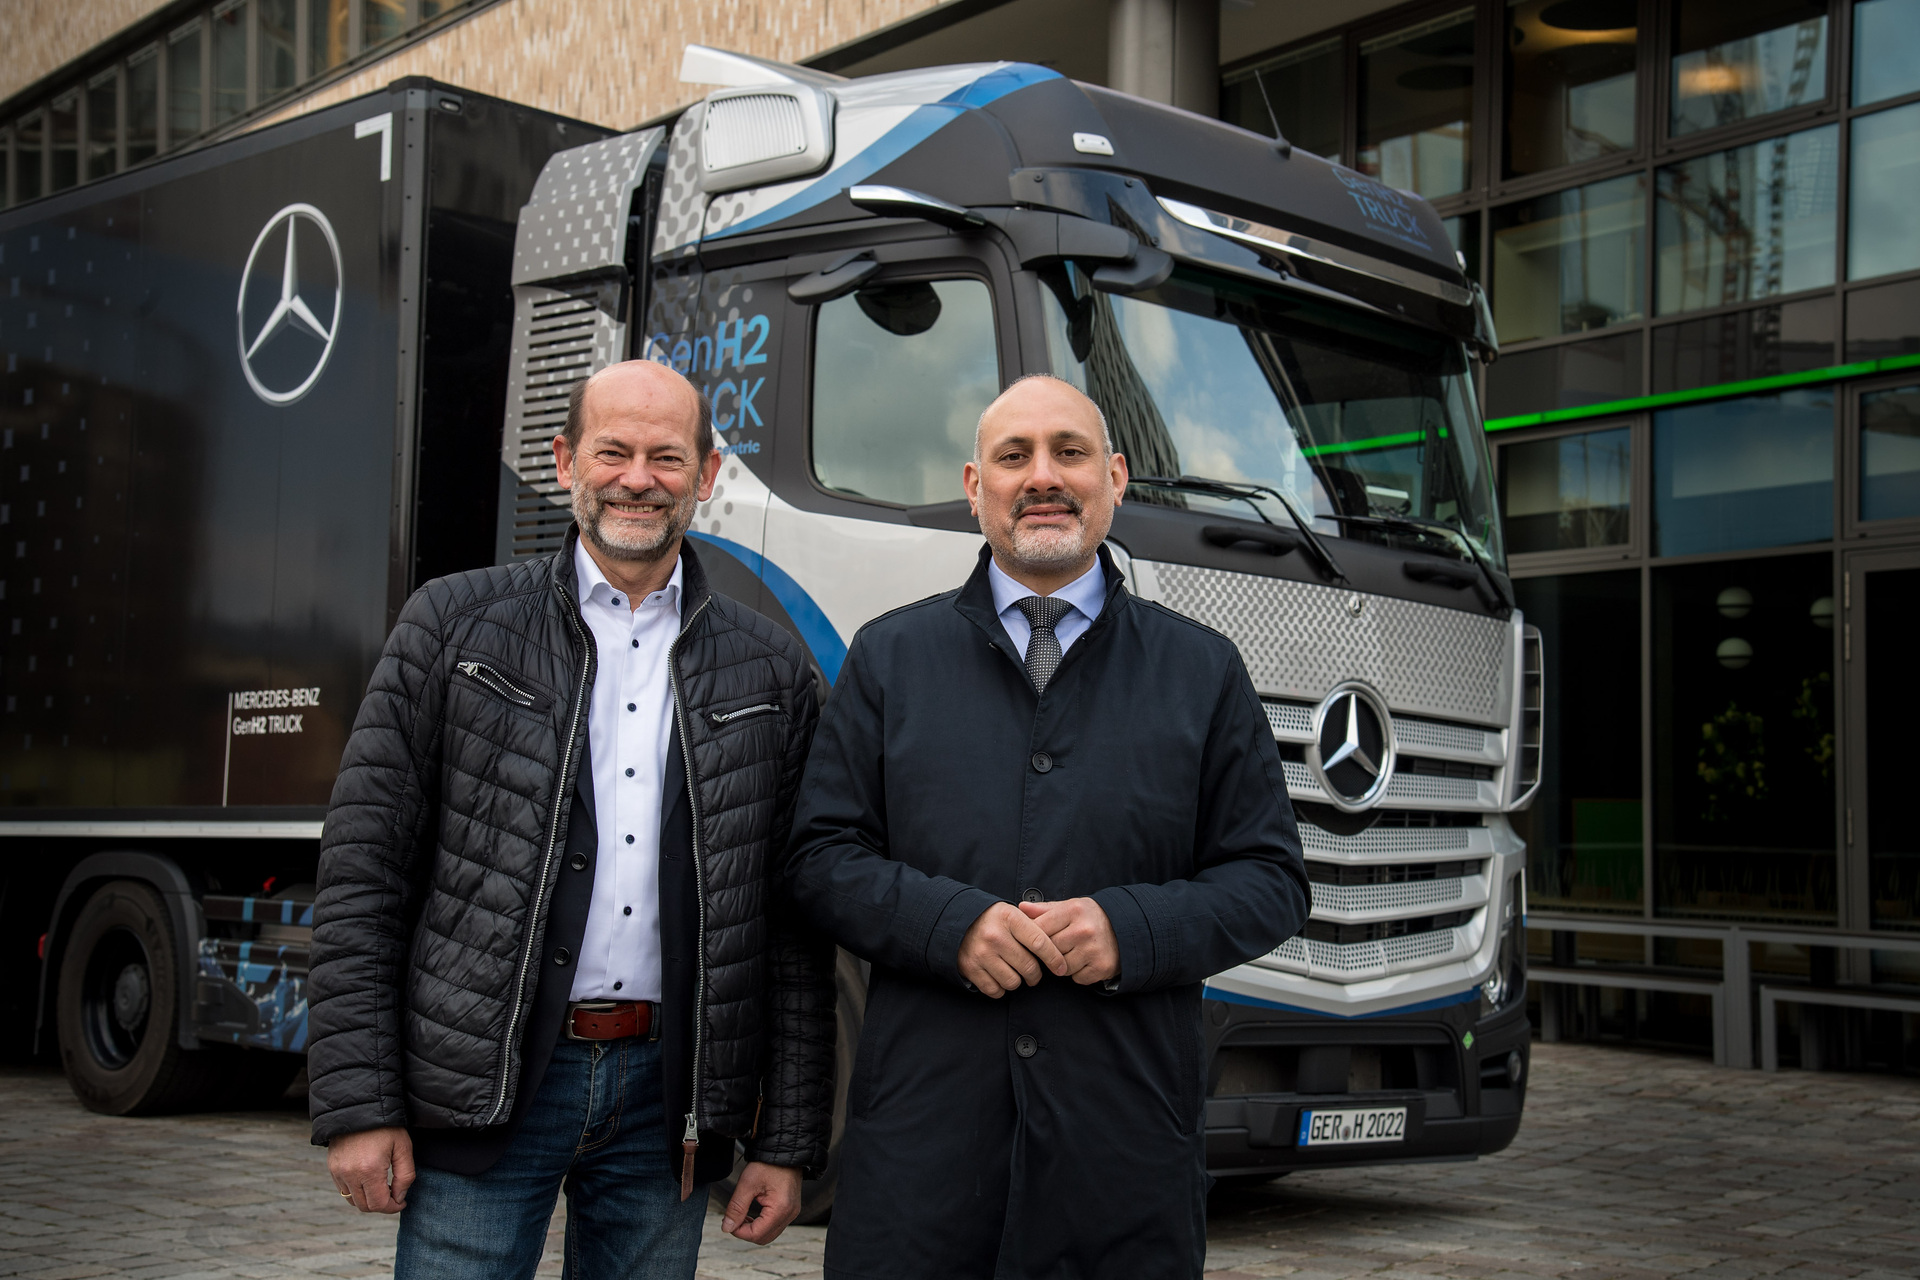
top-left (211, 2), bottom-right (247, 126)
top-left (1848, 103), bottom-right (1920, 281)
top-left (1845, 276), bottom-right (1920, 362)
top-left (1358, 9), bottom-right (1474, 199)
top-left (420, 0), bottom-right (457, 19)
top-left (48, 94), bottom-right (79, 192)
top-left (126, 47), bottom-right (159, 165)
top-left (1484, 331), bottom-right (1642, 418)
top-left (1860, 384), bottom-right (1920, 521)
top-left (260, 0), bottom-right (299, 98)
top-left (1864, 564), bottom-right (1920, 929)
top-left (811, 280), bottom-right (999, 507)
top-left (363, 0), bottom-right (412, 50)
top-left (1650, 296), bottom-right (1834, 393)
top-left (1443, 211), bottom-right (1479, 282)
top-left (312, 0), bottom-right (352, 73)
top-left (1499, 426), bottom-right (1631, 553)
top-left (1653, 388), bottom-right (1833, 554)
top-left (1511, 570), bottom-right (1643, 912)
top-left (1504, 0), bottom-right (1637, 176)
top-left (168, 22), bottom-right (204, 142)
top-left (1670, 0), bottom-right (1828, 136)
top-left (1653, 552), bottom-right (1836, 923)
top-left (15, 113), bottom-right (42, 203)
top-left (1221, 38), bottom-right (1343, 158)
top-left (86, 72), bottom-right (118, 181)
top-left (1654, 124), bottom-right (1837, 316)
top-left (1492, 173), bottom-right (1645, 342)
top-left (1851, 0), bottom-right (1920, 106)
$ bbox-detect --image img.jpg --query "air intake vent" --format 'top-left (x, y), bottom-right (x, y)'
top-left (698, 84), bottom-right (833, 193)
top-left (1514, 624), bottom-right (1544, 807)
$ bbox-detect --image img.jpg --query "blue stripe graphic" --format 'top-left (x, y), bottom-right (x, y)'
top-left (710, 63), bottom-right (1062, 240)
top-left (688, 532), bottom-right (849, 684)
top-left (1202, 983), bottom-right (1483, 1019)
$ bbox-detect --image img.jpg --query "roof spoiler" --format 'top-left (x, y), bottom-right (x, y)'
top-left (679, 44), bottom-right (846, 89)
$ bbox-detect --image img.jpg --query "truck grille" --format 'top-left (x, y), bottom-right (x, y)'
top-left (1266, 698), bottom-right (1506, 812)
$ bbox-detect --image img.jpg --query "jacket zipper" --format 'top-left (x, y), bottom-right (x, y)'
top-left (486, 586), bottom-right (594, 1125)
top-left (456, 660), bottom-right (538, 707)
top-left (708, 701), bottom-right (780, 725)
top-left (669, 593), bottom-right (713, 1201)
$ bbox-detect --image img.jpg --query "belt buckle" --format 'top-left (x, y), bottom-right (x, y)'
top-left (566, 1000), bottom-right (621, 1042)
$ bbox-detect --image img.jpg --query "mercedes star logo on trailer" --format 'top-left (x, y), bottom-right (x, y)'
top-left (1307, 682), bottom-right (1397, 812)
top-left (236, 203), bottom-right (342, 406)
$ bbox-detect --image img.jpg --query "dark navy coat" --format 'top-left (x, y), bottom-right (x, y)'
top-left (784, 546), bottom-right (1310, 1280)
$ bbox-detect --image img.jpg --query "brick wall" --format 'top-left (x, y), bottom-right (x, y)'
top-left (0, 0), bottom-right (175, 103)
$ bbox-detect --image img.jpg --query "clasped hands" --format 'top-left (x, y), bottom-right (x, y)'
top-left (958, 897), bottom-right (1119, 996)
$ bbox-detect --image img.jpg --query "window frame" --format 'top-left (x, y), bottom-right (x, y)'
top-left (1842, 371), bottom-right (1920, 539)
top-left (1496, 415), bottom-right (1647, 571)
top-left (1657, 0), bottom-right (1844, 153)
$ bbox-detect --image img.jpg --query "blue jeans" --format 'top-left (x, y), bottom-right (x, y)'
top-left (395, 1037), bottom-right (705, 1280)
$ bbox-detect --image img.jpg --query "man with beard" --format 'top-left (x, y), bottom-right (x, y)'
top-left (784, 375), bottom-right (1310, 1279)
top-left (308, 360), bottom-right (834, 1278)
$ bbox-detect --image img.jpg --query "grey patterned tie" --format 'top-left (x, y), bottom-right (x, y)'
top-left (1014, 595), bottom-right (1074, 694)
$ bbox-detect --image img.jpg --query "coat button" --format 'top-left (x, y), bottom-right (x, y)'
top-left (569, 853), bottom-right (588, 871)
top-left (1015, 1035), bottom-right (1038, 1058)
top-left (553, 947), bottom-right (571, 966)
top-left (1031, 751), bottom-right (1053, 773)
top-left (1022, 888), bottom-right (1043, 903)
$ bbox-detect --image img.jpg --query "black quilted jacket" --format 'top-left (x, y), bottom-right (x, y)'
top-left (305, 531), bottom-right (834, 1172)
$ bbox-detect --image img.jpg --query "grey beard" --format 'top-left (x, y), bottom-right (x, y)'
top-left (573, 481), bottom-right (695, 563)
top-left (992, 489), bottom-right (1096, 573)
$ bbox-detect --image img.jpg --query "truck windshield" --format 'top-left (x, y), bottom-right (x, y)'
top-left (1039, 264), bottom-right (1504, 568)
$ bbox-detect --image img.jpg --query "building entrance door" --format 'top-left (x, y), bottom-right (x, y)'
top-left (1841, 546), bottom-right (1920, 941)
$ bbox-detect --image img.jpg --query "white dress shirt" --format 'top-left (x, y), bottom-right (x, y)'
top-left (987, 556), bottom-right (1108, 662)
top-left (569, 539), bottom-right (682, 1004)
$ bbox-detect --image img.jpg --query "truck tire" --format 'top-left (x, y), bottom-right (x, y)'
top-left (55, 880), bottom-right (222, 1115)
top-left (717, 948), bottom-right (867, 1226)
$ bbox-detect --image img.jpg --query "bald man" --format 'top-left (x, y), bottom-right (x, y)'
top-left (784, 375), bottom-right (1309, 1279)
top-left (308, 361), bottom-right (835, 1279)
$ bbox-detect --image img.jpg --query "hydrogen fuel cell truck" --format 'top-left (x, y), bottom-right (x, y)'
top-left (5, 46), bottom-right (1539, 1212)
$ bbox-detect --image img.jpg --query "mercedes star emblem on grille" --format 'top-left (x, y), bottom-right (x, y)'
top-left (236, 202), bottom-right (342, 406)
top-left (1307, 682), bottom-right (1396, 812)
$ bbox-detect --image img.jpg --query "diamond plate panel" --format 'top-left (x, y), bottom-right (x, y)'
top-left (1300, 824), bottom-right (1477, 858)
top-left (1143, 562), bottom-right (1511, 724)
top-left (511, 129), bottom-right (662, 285)
top-left (652, 107), bottom-right (707, 258)
top-left (1310, 877), bottom-right (1471, 915)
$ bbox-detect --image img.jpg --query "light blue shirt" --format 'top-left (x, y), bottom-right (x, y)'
top-left (987, 556), bottom-right (1107, 662)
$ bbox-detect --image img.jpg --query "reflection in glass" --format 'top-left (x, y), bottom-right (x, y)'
top-left (126, 46), bottom-right (159, 165)
top-left (1848, 104), bottom-right (1920, 282)
top-left (1864, 565), bottom-right (1920, 930)
top-left (811, 280), bottom-right (999, 507)
top-left (212, 2), bottom-right (247, 126)
top-left (1512, 570), bottom-right (1643, 912)
top-left (86, 72), bottom-right (118, 180)
top-left (311, 0), bottom-right (352, 74)
top-left (1851, 0), bottom-right (1920, 106)
top-left (1444, 212), bottom-right (1480, 282)
top-left (259, 0), bottom-right (299, 100)
top-left (1221, 38), bottom-right (1344, 158)
top-left (363, 0), bottom-right (411, 50)
top-left (48, 94), bottom-right (79, 192)
top-left (1670, 0), bottom-right (1828, 136)
top-left (1499, 426), bottom-right (1630, 553)
top-left (1504, 0), bottom-right (1636, 176)
top-left (1655, 125), bottom-right (1837, 315)
top-left (1484, 331), bottom-right (1641, 419)
top-left (13, 113), bottom-right (41, 203)
top-left (1845, 277), bottom-right (1920, 363)
top-left (1654, 553), bottom-right (1835, 922)
top-left (1861, 385), bottom-right (1920, 522)
top-left (1650, 297), bottom-right (1834, 392)
top-left (1040, 265), bottom-right (1504, 563)
top-left (1492, 174), bottom-right (1645, 342)
top-left (1653, 388), bottom-right (1832, 555)
top-left (1358, 10), bottom-right (1474, 199)
top-left (168, 21), bottom-right (204, 142)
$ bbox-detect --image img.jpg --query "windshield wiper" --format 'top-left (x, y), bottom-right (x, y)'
top-left (1332, 512), bottom-right (1512, 611)
top-left (1131, 474), bottom-right (1347, 584)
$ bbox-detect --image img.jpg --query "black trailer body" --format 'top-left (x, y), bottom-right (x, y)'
top-left (0, 82), bottom-right (612, 1109)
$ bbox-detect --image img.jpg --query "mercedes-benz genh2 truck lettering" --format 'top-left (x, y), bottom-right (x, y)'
top-left (5, 46), bottom-right (1538, 1215)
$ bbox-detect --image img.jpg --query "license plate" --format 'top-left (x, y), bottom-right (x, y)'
top-left (1297, 1106), bottom-right (1407, 1147)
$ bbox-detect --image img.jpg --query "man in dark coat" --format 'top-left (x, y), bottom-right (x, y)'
top-left (783, 375), bottom-right (1311, 1280)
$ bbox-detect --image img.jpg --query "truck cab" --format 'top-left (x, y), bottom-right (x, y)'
top-left (499, 47), bottom-right (1540, 1197)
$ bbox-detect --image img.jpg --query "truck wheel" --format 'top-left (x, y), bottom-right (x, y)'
top-left (56, 880), bottom-right (220, 1115)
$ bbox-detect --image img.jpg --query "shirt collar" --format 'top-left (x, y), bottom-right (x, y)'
top-left (574, 537), bottom-right (683, 615)
top-left (987, 555), bottom-right (1107, 624)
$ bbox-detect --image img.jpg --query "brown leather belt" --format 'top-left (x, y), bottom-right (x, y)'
top-left (565, 1000), bottom-right (657, 1042)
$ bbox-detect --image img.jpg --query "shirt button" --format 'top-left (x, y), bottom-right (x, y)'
top-left (611, 597), bottom-right (622, 607)
top-left (631, 639), bottom-right (638, 648)
top-left (623, 906), bottom-right (632, 916)
top-left (627, 702), bottom-right (636, 712)
top-left (625, 768), bottom-right (635, 777)
top-left (1031, 751), bottom-right (1053, 773)
top-left (1015, 1035), bottom-right (1038, 1059)
top-left (553, 947), bottom-right (571, 966)
top-left (569, 853), bottom-right (588, 871)
top-left (613, 981), bottom-right (623, 991)
top-left (1023, 888), bottom-right (1043, 903)
top-left (625, 834), bottom-right (635, 844)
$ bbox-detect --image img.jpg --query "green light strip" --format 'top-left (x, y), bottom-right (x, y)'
top-left (1482, 351), bottom-right (1920, 433)
top-left (1301, 430), bottom-right (1424, 458)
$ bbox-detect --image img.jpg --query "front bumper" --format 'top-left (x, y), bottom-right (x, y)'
top-left (1202, 990), bottom-right (1529, 1176)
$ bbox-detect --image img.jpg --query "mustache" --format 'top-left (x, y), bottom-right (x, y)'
top-left (1010, 490), bottom-right (1084, 520)
top-left (591, 484), bottom-right (676, 507)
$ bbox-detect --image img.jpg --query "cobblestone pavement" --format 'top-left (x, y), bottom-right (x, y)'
top-left (2, 1042), bottom-right (1917, 1279)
